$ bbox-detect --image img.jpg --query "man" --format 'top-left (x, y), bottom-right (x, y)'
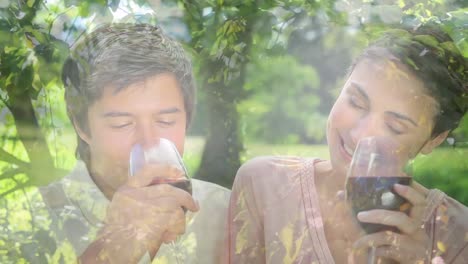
top-left (40, 23), bottom-right (230, 263)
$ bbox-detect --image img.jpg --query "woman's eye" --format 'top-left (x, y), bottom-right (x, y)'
top-left (387, 124), bottom-right (403, 135)
top-left (349, 95), bottom-right (365, 109)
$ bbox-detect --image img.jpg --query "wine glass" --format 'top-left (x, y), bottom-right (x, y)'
top-left (129, 138), bottom-right (191, 264)
top-left (345, 136), bottom-right (412, 263)
top-left (129, 138), bottom-right (192, 195)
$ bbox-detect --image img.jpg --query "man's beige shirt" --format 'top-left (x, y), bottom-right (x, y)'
top-left (40, 161), bottom-right (230, 263)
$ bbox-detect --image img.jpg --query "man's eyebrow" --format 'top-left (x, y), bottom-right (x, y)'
top-left (158, 107), bottom-right (182, 115)
top-left (386, 111), bottom-right (418, 127)
top-left (101, 111), bottom-right (132, 118)
top-left (101, 108), bottom-right (182, 118)
top-left (350, 82), bottom-right (369, 102)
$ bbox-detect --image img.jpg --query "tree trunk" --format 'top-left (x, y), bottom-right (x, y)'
top-left (194, 18), bottom-right (254, 189)
top-left (6, 87), bottom-right (64, 187)
top-left (194, 81), bottom-right (242, 188)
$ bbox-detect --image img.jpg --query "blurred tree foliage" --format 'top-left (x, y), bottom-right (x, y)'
top-left (178, 0), bottom-right (346, 187)
top-left (0, 0), bottom-right (467, 261)
top-left (0, 0), bottom-right (152, 261)
top-left (240, 55), bottom-right (323, 144)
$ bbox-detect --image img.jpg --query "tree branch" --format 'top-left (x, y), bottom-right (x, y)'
top-left (13, 177), bottom-right (36, 232)
top-left (0, 94), bottom-right (10, 108)
top-left (0, 168), bottom-right (23, 181)
top-left (0, 181), bottom-right (32, 198)
top-left (48, 6), bottom-right (75, 36)
top-left (0, 148), bottom-right (30, 168)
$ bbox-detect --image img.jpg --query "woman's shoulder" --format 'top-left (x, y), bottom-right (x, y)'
top-left (424, 189), bottom-right (467, 219)
top-left (237, 155), bottom-right (315, 176)
top-left (424, 189), bottom-right (468, 262)
top-left (233, 156), bottom-right (318, 192)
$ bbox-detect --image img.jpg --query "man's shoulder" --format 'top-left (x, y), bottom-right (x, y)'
top-left (192, 178), bottom-right (230, 193)
top-left (39, 161), bottom-right (90, 208)
top-left (191, 179), bottom-right (231, 206)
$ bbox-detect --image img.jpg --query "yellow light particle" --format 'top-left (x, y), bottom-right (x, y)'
top-left (437, 241), bottom-right (446, 253)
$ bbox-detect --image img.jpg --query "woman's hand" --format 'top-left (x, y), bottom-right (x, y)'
top-left (352, 182), bottom-right (430, 263)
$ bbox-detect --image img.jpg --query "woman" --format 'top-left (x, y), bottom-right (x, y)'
top-left (224, 22), bottom-right (467, 263)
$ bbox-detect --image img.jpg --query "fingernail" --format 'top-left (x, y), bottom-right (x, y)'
top-left (394, 183), bottom-right (405, 192)
top-left (352, 241), bottom-right (362, 249)
top-left (335, 190), bottom-right (345, 201)
top-left (357, 211), bottom-right (369, 220)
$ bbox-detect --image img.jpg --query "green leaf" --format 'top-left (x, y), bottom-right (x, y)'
top-left (34, 229), bottom-right (57, 254)
top-left (109, 0), bottom-right (120, 11)
top-left (20, 242), bottom-right (39, 263)
top-left (78, 1), bottom-right (90, 17)
top-left (15, 64), bottom-right (34, 95)
top-left (34, 44), bottom-right (54, 62)
top-left (414, 35), bottom-right (441, 50)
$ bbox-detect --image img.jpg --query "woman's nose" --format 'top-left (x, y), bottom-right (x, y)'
top-left (350, 115), bottom-right (382, 144)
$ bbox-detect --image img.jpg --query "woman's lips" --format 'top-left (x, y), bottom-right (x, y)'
top-left (339, 135), bottom-right (354, 162)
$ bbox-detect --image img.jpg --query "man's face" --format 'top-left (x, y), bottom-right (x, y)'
top-left (77, 73), bottom-right (187, 193)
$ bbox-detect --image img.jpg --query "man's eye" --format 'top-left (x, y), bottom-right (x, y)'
top-left (158, 120), bottom-right (175, 126)
top-left (110, 123), bottom-right (132, 129)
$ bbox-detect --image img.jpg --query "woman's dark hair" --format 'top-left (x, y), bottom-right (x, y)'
top-left (353, 21), bottom-right (468, 137)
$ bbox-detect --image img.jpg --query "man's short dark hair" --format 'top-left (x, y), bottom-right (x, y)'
top-left (62, 23), bottom-right (196, 165)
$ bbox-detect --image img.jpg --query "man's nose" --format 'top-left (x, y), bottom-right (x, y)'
top-left (350, 115), bottom-right (382, 144)
top-left (137, 122), bottom-right (160, 149)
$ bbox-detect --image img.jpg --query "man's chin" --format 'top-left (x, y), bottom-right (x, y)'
top-left (91, 166), bottom-right (128, 190)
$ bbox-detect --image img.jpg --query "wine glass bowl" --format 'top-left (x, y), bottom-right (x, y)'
top-left (345, 136), bottom-right (411, 234)
top-left (129, 138), bottom-right (192, 195)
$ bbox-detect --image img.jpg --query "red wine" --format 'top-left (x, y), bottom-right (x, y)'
top-left (149, 178), bottom-right (192, 213)
top-left (149, 178), bottom-right (192, 195)
top-left (169, 180), bottom-right (192, 195)
top-left (345, 176), bottom-right (411, 234)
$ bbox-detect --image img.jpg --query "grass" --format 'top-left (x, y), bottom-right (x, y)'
top-left (182, 136), bottom-right (330, 177)
top-left (413, 147), bottom-right (468, 205)
top-left (242, 141), bottom-right (330, 160)
top-left (184, 136), bottom-right (468, 205)
top-left (184, 136), bottom-right (467, 177)
top-left (30, 133), bottom-right (467, 204)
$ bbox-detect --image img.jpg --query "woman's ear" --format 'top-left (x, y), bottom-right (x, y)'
top-left (72, 117), bottom-right (91, 145)
top-left (420, 130), bottom-right (449, 155)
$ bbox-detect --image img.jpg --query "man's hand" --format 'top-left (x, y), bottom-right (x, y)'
top-left (79, 164), bottom-right (199, 263)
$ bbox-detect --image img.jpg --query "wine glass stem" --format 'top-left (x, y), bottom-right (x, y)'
top-left (171, 241), bottom-right (180, 264)
top-left (367, 246), bottom-right (376, 264)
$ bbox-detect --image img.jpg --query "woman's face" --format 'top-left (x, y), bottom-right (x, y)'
top-left (327, 59), bottom-right (445, 176)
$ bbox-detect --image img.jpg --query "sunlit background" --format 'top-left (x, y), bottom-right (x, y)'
top-left (0, 0), bottom-right (467, 262)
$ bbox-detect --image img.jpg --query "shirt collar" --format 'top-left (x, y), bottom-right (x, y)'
top-left (61, 160), bottom-right (109, 226)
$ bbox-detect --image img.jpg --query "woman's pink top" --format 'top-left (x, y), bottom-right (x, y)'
top-left (224, 156), bottom-right (468, 263)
